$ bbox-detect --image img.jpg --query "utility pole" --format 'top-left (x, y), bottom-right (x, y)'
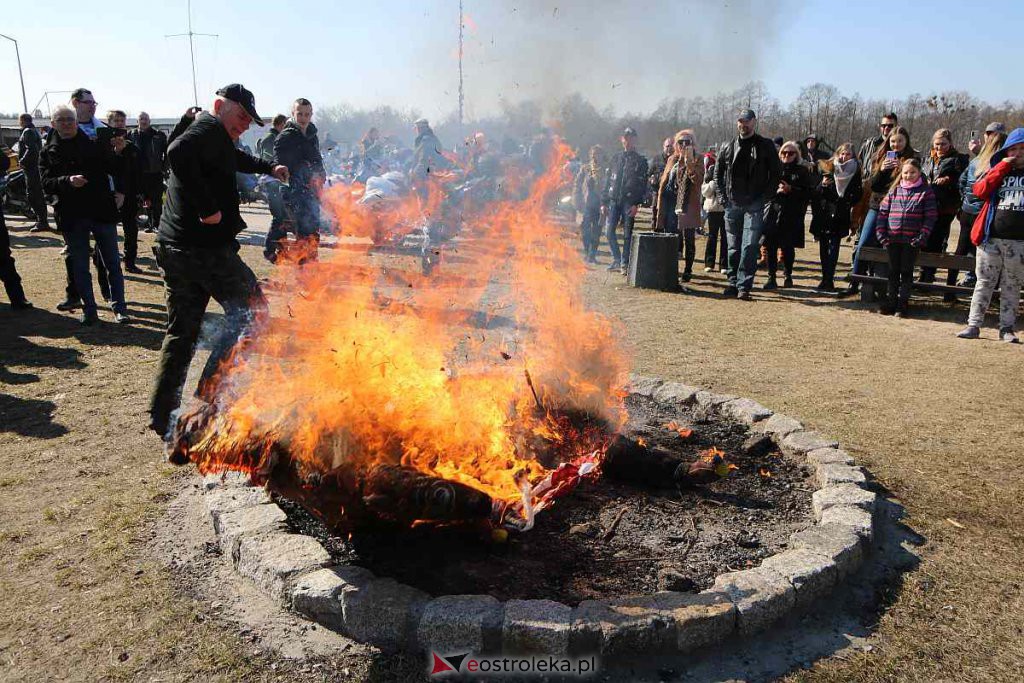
top-left (458, 0), bottom-right (464, 127)
top-left (165, 0), bottom-right (218, 107)
top-left (0, 33), bottom-right (28, 113)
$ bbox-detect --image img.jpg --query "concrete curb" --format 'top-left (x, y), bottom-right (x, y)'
top-left (198, 376), bottom-right (878, 655)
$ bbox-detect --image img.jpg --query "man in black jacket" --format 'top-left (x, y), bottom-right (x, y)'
top-left (18, 113), bottom-right (51, 232)
top-left (148, 84), bottom-right (289, 445)
top-left (714, 109), bottom-right (782, 298)
top-left (107, 110), bottom-right (143, 272)
top-left (40, 105), bottom-right (129, 324)
top-left (130, 112), bottom-right (168, 234)
top-left (602, 127), bottom-right (648, 271)
top-left (271, 98), bottom-right (325, 261)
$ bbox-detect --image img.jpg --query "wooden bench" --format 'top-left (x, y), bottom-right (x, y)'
top-left (850, 247), bottom-right (975, 303)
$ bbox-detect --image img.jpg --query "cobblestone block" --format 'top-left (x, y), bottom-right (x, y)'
top-left (502, 599), bottom-right (572, 654)
top-left (781, 430), bottom-right (839, 456)
top-left (711, 567), bottom-right (796, 635)
top-left (417, 595), bottom-right (504, 655)
top-left (761, 549), bottom-right (838, 608)
top-left (812, 484), bottom-right (877, 521)
top-left (234, 532), bottom-right (331, 602)
top-left (789, 524), bottom-right (865, 579)
top-left (212, 504), bottom-right (287, 554)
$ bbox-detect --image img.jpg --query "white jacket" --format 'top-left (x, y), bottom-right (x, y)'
top-left (701, 178), bottom-right (724, 213)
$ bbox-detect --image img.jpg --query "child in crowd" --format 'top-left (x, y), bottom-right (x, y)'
top-left (874, 158), bottom-right (937, 317)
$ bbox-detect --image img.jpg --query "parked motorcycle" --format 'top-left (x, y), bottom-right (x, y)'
top-left (0, 170), bottom-right (38, 222)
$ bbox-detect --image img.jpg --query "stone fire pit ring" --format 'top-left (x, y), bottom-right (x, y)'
top-left (199, 375), bottom-right (878, 657)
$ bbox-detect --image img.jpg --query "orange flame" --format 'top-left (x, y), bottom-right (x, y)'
top-left (183, 139), bottom-right (629, 506)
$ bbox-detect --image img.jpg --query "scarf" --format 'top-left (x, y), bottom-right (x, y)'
top-left (900, 176), bottom-right (923, 190)
top-left (833, 157), bottom-right (858, 197)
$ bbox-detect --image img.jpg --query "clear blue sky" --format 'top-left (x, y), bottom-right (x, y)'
top-left (2, 0), bottom-right (1021, 121)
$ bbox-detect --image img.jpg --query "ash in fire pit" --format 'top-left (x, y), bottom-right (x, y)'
top-left (275, 394), bottom-right (814, 604)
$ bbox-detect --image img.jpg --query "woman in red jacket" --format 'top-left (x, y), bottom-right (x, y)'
top-left (957, 128), bottom-right (1024, 343)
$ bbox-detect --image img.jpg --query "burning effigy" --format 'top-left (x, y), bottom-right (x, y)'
top-left (167, 140), bottom-right (731, 537)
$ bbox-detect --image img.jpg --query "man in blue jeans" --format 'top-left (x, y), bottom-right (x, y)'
top-left (714, 110), bottom-right (782, 299)
top-left (602, 127), bottom-right (648, 272)
top-left (40, 105), bottom-right (130, 325)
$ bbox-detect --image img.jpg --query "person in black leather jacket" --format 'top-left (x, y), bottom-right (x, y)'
top-left (602, 127), bottom-right (648, 271)
top-left (713, 109), bottom-right (782, 298)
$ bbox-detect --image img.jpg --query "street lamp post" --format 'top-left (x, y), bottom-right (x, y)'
top-left (0, 33), bottom-right (29, 113)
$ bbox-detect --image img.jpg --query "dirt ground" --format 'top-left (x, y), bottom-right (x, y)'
top-left (1, 205), bottom-right (1022, 682)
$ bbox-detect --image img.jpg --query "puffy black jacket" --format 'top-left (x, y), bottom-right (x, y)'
top-left (714, 134), bottom-right (782, 208)
top-left (112, 140), bottom-right (141, 196)
top-left (273, 121), bottom-right (325, 194)
top-left (811, 169), bottom-right (863, 237)
top-left (921, 151), bottom-right (966, 215)
top-left (766, 161), bottom-right (812, 248)
top-left (39, 130), bottom-right (123, 224)
top-left (158, 112), bottom-right (274, 248)
top-left (602, 149), bottom-right (648, 206)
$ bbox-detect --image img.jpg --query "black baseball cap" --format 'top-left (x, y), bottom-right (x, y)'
top-left (737, 109), bottom-right (756, 122)
top-left (622, 127), bottom-right (638, 137)
top-left (216, 83), bottom-right (264, 126)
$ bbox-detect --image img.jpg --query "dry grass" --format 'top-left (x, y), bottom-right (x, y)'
top-left (1, 206), bottom-right (1022, 681)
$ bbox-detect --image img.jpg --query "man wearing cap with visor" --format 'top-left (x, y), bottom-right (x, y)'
top-left (602, 126), bottom-right (648, 272)
top-left (714, 109), bottom-right (782, 299)
top-left (148, 83), bottom-right (289, 448)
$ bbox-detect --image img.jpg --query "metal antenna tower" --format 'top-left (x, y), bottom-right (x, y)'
top-left (165, 0), bottom-right (218, 107)
top-left (458, 0), bottom-right (465, 126)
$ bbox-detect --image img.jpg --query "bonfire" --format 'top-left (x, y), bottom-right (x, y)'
top-left (168, 140), bottom-right (730, 535)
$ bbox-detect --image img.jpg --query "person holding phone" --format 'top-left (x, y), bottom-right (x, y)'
top-left (953, 127), bottom-right (1008, 290)
top-left (842, 126), bottom-right (916, 296)
top-left (958, 128), bottom-right (1024, 343)
top-left (672, 130), bottom-right (703, 281)
top-left (105, 110), bottom-right (143, 273)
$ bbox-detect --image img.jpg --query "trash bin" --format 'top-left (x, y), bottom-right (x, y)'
top-left (627, 232), bottom-right (680, 291)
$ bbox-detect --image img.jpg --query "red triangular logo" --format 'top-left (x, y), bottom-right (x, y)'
top-left (430, 652), bottom-right (455, 675)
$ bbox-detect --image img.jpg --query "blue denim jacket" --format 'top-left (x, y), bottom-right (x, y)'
top-left (960, 158), bottom-right (984, 215)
